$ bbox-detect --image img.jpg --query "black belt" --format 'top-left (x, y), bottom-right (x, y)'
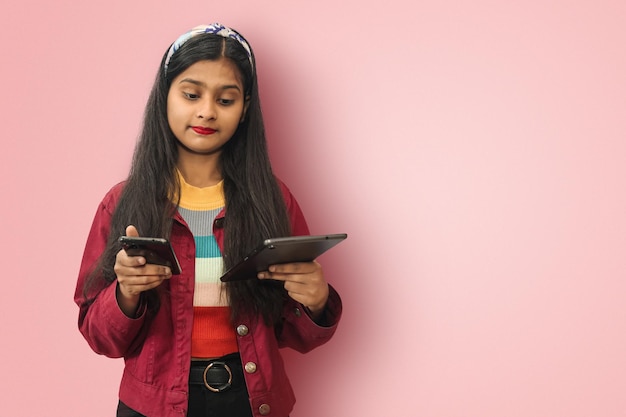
top-left (189, 354), bottom-right (241, 393)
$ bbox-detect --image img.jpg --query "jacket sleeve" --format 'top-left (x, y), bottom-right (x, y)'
top-left (275, 180), bottom-right (343, 352)
top-left (277, 286), bottom-right (342, 353)
top-left (74, 185), bottom-right (148, 358)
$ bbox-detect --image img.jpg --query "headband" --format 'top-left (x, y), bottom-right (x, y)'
top-left (164, 23), bottom-right (254, 74)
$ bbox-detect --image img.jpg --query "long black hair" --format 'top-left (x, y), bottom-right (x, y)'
top-left (86, 29), bottom-right (291, 325)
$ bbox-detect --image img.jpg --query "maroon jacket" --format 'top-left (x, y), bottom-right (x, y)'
top-left (75, 181), bottom-right (342, 417)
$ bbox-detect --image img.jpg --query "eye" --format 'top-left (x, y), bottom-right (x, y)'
top-left (218, 98), bottom-right (235, 106)
top-left (183, 92), bottom-right (200, 100)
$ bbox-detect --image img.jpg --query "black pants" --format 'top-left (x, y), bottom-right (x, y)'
top-left (117, 353), bottom-right (253, 417)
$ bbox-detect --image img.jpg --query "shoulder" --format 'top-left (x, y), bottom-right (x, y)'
top-left (275, 177), bottom-right (295, 201)
top-left (275, 177), bottom-right (310, 236)
top-left (275, 177), bottom-right (299, 211)
top-left (99, 181), bottom-right (127, 214)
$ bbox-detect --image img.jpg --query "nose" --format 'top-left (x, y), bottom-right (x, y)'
top-left (197, 99), bottom-right (217, 120)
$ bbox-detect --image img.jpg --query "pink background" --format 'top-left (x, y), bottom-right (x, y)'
top-left (1, 1), bottom-right (625, 416)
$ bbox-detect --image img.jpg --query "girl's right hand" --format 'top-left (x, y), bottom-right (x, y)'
top-left (114, 225), bottom-right (172, 316)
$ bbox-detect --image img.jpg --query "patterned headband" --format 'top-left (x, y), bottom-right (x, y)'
top-left (164, 23), bottom-right (254, 74)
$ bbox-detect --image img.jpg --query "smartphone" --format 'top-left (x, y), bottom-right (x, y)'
top-left (220, 233), bottom-right (347, 282)
top-left (119, 236), bottom-right (182, 275)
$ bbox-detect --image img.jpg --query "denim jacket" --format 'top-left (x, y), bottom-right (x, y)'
top-left (75, 181), bottom-right (342, 417)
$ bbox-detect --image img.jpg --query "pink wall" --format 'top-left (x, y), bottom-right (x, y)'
top-left (1, 1), bottom-right (625, 416)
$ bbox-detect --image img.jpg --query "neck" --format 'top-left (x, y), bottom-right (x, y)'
top-left (176, 152), bottom-right (222, 187)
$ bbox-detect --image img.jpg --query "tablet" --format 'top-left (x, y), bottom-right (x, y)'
top-left (220, 233), bottom-right (347, 282)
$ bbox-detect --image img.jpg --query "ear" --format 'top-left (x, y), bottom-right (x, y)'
top-left (240, 96), bottom-right (251, 123)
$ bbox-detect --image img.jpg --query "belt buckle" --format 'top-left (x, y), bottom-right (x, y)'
top-left (203, 361), bottom-right (233, 392)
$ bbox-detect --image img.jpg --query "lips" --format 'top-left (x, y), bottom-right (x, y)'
top-left (191, 126), bottom-right (217, 135)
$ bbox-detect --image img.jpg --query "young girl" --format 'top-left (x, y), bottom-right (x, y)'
top-left (75, 23), bottom-right (342, 417)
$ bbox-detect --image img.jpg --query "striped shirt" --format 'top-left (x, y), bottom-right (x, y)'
top-left (176, 172), bottom-right (238, 358)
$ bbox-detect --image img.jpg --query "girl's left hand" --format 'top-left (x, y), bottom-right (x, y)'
top-left (258, 261), bottom-right (329, 318)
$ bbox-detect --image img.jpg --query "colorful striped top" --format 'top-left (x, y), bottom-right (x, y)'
top-left (176, 172), bottom-right (238, 358)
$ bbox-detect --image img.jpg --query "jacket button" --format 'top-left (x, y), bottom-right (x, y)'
top-left (236, 325), bottom-right (249, 336)
top-left (294, 308), bottom-right (302, 317)
top-left (244, 361), bottom-right (257, 373)
top-left (258, 404), bottom-right (271, 415)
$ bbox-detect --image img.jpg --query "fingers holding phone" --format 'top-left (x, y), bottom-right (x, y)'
top-left (115, 247), bottom-right (172, 294)
top-left (114, 225), bottom-right (174, 316)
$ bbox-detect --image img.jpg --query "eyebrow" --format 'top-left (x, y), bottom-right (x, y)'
top-left (178, 78), bottom-right (242, 92)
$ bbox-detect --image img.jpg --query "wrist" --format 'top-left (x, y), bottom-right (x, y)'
top-left (305, 300), bottom-right (327, 322)
top-left (116, 283), bottom-right (141, 318)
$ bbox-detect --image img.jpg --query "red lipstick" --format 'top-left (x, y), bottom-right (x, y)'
top-left (191, 126), bottom-right (216, 135)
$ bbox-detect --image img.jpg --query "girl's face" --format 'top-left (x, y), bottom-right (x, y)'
top-left (167, 58), bottom-right (248, 160)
